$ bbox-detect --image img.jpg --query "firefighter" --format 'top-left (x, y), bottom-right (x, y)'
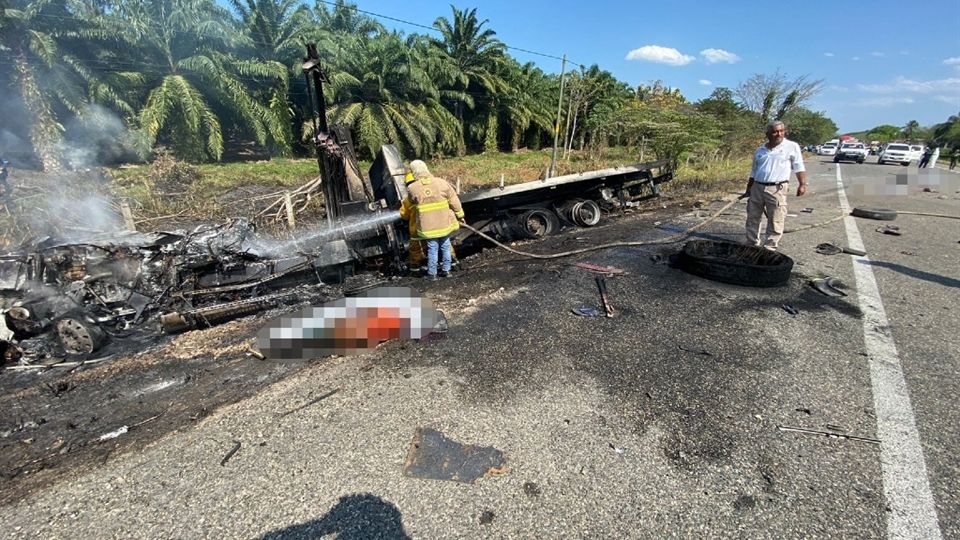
top-left (401, 170), bottom-right (426, 273)
top-left (399, 160), bottom-right (464, 280)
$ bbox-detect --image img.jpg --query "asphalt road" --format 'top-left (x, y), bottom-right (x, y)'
top-left (1, 157), bottom-right (957, 538)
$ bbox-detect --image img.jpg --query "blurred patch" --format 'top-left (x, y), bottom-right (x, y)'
top-left (256, 287), bottom-right (445, 360)
top-left (851, 169), bottom-right (959, 197)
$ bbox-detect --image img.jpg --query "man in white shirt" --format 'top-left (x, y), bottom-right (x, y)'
top-left (744, 121), bottom-right (807, 250)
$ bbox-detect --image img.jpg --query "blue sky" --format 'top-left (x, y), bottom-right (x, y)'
top-left (319, 0), bottom-right (960, 134)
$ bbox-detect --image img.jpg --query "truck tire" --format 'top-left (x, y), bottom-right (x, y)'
top-left (516, 209), bottom-right (559, 239)
top-left (676, 240), bottom-right (794, 288)
top-left (850, 207), bottom-right (897, 221)
top-left (572, 199), bottom-right (602, 227)
top-left (56, 315), bottom-right (106, 355)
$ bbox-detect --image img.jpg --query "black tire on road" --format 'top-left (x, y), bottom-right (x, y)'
top-left (676, 240), bottom-right (794, 288)
top-left (878, 159), bottom-right (885, 165)
top-left (851, 207), bottom-right (897, 221)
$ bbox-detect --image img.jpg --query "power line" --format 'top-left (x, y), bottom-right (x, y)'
top-left (312, 0), bottom-right (578, 65)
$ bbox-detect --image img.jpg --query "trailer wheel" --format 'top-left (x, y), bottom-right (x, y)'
top-left (516, 209), bottom-right (559, 239)
top-left (572, 200), bottom-right (602, 227)
top-left (55, 315), bottom-right (106, 355)
top-left (676, 240), bottom-right (794, 287)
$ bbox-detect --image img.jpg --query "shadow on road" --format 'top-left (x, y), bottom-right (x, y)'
top-left (260, 493), bottom-right (410, 540)
top-left (865, 260), bottom-right (960, 288)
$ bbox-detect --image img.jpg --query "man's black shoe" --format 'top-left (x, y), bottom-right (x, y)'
top-left (438, 270), bottom-right (451, 278)
top-left (426, 274), bottom-right (438, 281)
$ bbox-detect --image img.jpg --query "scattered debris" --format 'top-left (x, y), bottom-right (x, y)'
top-left (608, 442), bottom-right (625, 455)
top-left (220, 440), bottom-right (242, 466)
top-left (876, 225), bottom-right (902, 236)
top-left (677, 344), bottom-right (713, 356)
top-left (801, 208), bottom-right (814, 213)
top-left (776, 424), bottom-right (880, 445)
top-left (574, 262), bottom-right (626, 275)
top-left (900, 251), bottom-right (917, 256)
top-left (478, 510), bottom-right (495, 525)
top-left (571, 307), bottom-right (602, 317)
top-left (795, 407), bottom-right (812, 415)
top-left (782, 304), bottom-right (800, 316)
top-left (595, 276), bottom-right (616, 318)
top-left (97, 425), bottom-right (128, 442)
top-left (276, 388), bottom-right (340, 419)
top-left (810, 277), bottom-right (848, 298)
top-left (403, 427), bottom-right (507, 484)
top-left (522, 482), bottom-right (542, 497)
top-left (815, 242), bottom-right (866, 256)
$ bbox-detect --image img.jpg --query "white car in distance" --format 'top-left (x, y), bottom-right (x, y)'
top-left (909, 145), bottom-right (924, 162)
top-left (819, 143), bottom-right (838, 156)
top-left (878, 143), bottom-right (913, 166)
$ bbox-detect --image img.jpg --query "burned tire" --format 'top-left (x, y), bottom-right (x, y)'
top-left (572, 199), bottom-right (602, 227)
top-left (851, 207), bottom-right (897, 221)
top-left (516, 209), bottom-right (559, 239)
top-left (676, 240), bottom-right (794, 288)
top-left (55, 315), bottom-right (106, 355)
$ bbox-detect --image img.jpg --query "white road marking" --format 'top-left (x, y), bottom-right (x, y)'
top-left (835, 165), bottom-right (942, 539)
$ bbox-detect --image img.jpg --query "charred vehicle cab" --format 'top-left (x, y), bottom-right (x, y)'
top-left (1, 44), bottom-right (672, 362)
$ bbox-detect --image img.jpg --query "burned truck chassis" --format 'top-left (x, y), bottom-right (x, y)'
top-left (0, 45), bottom-right (672, 363)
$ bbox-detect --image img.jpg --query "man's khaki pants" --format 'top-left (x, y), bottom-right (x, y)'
top-left (745, 182), bottom-right (788, 250)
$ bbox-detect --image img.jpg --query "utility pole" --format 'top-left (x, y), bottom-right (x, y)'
top-left (549, 54), bottom-right (567, 179)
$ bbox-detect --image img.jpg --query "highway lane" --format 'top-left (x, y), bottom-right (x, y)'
top-left (0, 157), bottom-right (956, 538)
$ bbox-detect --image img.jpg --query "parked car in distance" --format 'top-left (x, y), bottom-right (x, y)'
top-left (819, 143), bottom-right (838, 156)
top-left (878, 143), bottom-right (913, 166)
top-left (835, 143), bottom-right (868, 164)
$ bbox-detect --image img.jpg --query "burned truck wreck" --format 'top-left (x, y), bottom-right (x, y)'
top-left (1, 44), bottom-right (673, 365)
top-left (0, 221), bottom-right (350, 362)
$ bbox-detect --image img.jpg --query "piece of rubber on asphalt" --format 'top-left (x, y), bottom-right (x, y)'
top-left (816, 243), bottom-right (843, 255)
top-left (851, 207), bottom-right (897, 221)
top-left (676, 240), bottom-right (794, 287)
top-left (571, 306), bottom-right (602, 317)
top-left (876, 225), bottom-right (902, 236)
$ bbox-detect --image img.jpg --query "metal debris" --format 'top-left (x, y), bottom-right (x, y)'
top-left (776, 424), bottom-right (880, 445)
top-left (810, 277), bottom-right (848, 298)
top-left (403, 427), bottom-right (507, 484)
top-left (595, 276), bottom-right (616, 317)
top-left (574, 262), bottom-right (626, 275)
top-left (571, 306), bottom-right (602, 317)
top-left (876, 225), bottom-right (902, 236)
top-left (782, 304), bottom-right (800, 316)
top-left (220, 440), bottom-right (242, 466)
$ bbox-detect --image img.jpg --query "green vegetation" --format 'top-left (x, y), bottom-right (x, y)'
top-left (3, 0), bottom-right (825, 173)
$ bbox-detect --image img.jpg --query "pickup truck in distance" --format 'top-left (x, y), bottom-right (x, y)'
top-left (834, 142), bottom-right (868, 164)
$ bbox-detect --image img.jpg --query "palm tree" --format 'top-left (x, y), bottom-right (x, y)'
top-left (323, 33), bottom-right (460, 158)
top-left (0, 0), bottom-right (130, 170)
top-left (103, 0), bottom-right (288, 161)
top-left (229, 0), bottom-right (314, 155)
top-left (499, 60), bottom-right (554, 151)
top-left (903, 120), bottom-right (920, 142)
top-left (430, 6), bottom-right (509, 151)
top-left (313, 0), bottom-right (382, 37)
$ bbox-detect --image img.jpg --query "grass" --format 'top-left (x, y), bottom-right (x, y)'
top-left (0, 148), bottom-right (753, 247)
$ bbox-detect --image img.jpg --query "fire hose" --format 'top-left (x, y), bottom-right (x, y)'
top-left (458, 197), bottom-right (959, 261)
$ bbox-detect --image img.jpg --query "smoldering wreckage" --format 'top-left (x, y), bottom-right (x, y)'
top-left (1, 45), bottom-right (673, 368)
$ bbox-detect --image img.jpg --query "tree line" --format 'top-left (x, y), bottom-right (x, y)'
top-left (4, 0), bottom-right (844, 171)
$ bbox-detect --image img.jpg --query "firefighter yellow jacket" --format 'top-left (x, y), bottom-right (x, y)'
top-left (399, 176), bottom-right (464, 239)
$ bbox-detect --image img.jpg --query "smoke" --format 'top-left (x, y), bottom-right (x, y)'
top-left (59, 104), bottom-right (150, 168)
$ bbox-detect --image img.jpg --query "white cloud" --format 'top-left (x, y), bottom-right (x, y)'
top-left (851, 56), bottom-right (860, 61)
top-left (824, 52), bottom-right (834, 57)
top-left (935, 95), bottom-right (960, 105)
top-left (828, 85), bottom-right (849, 92)
top-left (870, 52), bottom-right (885, 57)
top-left (858, 76), bottom-right (960, 94)
top-left (698, 79), bottom-right (712, 86)
top-left (854, 97), bottom-right (915, 107)
top-left (900, 50), bottom-right (909, 56)
top-left (943, 57), bottom-right (960, 66)
top-left (700, 48), bottom-right (740, 64)
top-left (625, 45), bottom-right (694, 66)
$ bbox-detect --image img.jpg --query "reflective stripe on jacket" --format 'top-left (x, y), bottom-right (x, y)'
top-left (400, 176), bottom-right (464, 239)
